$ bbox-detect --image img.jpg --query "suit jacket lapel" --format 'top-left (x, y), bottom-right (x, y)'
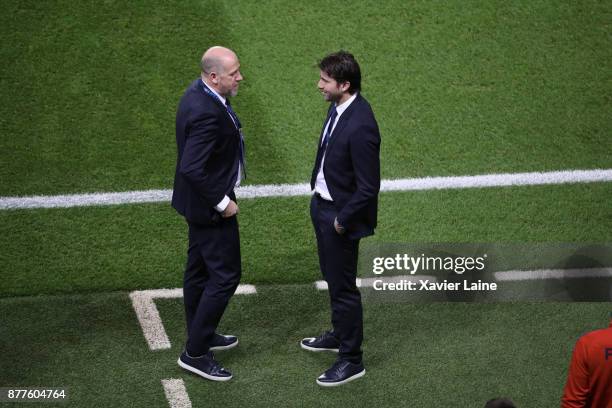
top-left (326, 94), bottom-right (361, 153)
top-left (198, 80), bottom-right (241, 137)
top-left (317, 104), bottom-right (335, 145)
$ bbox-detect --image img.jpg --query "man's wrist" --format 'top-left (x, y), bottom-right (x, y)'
top-left (214, 196), bottom-right (230, 212)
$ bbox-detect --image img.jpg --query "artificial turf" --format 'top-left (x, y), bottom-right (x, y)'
top-left (1, 288), bottom-right (610, 407)
top-left (1, 182), bottom-right (611, 297)
top-left (1, 1), bottom-right (611, 406)
top-left (1, 0), bottom-right (610, 196)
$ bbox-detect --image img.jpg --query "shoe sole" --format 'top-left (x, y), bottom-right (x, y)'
top-left (316, 368), bottom-right (365, 387)
top-left (177, 358), bottom-right (233, 382)
top-left (210, 338), bottom-right (239, 351)
top-left (300, 338), bottom-right (339, 353)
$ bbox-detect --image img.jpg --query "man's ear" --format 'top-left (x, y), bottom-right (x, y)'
top-left (340, 81), bottom-right (351, 93)
top-left (210, 72), bottom-right (219, 85)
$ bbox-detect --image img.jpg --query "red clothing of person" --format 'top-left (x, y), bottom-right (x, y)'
top-left (561, 321), bottom-right (612, 408)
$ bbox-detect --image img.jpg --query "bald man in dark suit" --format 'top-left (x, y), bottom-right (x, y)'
top-left (172, 46), bottom-right (246, 382)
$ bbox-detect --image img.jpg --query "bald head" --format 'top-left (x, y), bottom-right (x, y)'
top-left (200, 46), bottom-right (243, 98)
top-left (201, 46), bottom-right (238, 75)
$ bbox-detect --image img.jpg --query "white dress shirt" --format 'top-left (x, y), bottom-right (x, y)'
top-left (314, 92), bottom-right (358, 201)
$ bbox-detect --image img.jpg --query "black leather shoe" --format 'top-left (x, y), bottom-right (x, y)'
top-left (210, 333), bottom-right (238, 351)
top-left (316, 359), bottom-right (365, 387)
top-left (178, 351), bottom-right (232, 381)
top-left (300, 331), bottom-right (340, 352)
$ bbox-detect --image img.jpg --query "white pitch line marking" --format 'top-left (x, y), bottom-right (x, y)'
top-left (130, 285), bottom-right (257, 351)
top-left (379, 169), bottom-right (612, 191)
top-left (315, 275), bottom-right (438, 290)
top-left (2, 168), bottom-right (612, 209)
top-left (162, 378), bottom-right (192, 408)
top-left (494, 267), bottom-right (612, 281)
top-left (314, 280), bottom-right (328, 291)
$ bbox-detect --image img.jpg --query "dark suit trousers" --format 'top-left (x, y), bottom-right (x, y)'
top-left (310, 194), bottom-right (363, 364)
top-left (183, 215), bottom-right (241, 356)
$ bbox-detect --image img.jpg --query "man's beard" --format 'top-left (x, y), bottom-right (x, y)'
top-left (326, 89), bottom-right (342, 103)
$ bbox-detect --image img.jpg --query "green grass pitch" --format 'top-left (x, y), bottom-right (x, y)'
top-left (1, 0), bottom-right (611, 407)
top-left (1, 289), bottom-right (610, 406)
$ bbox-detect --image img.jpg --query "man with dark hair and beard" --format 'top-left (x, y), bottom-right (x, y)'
top-left (301, 51), bottom-right (381, 387)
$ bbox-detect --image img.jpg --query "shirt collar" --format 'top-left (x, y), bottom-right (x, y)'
top-left (334, 92), bottom-right (358, 116)
top-left (201, 78), bottom-right (226, 105)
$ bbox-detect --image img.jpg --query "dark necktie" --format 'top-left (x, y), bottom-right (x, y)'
top-left (226, 100), bottom-right (247, 179)
top-left (321, 107), bottom-right (338, 150)
top-left (310, 107), bottom-right (338, 188)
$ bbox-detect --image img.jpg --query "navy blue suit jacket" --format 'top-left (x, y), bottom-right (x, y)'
top-left (172, 79), bottom-right (241, 225)
top-left (310, 93), bottom-right (381, 239)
